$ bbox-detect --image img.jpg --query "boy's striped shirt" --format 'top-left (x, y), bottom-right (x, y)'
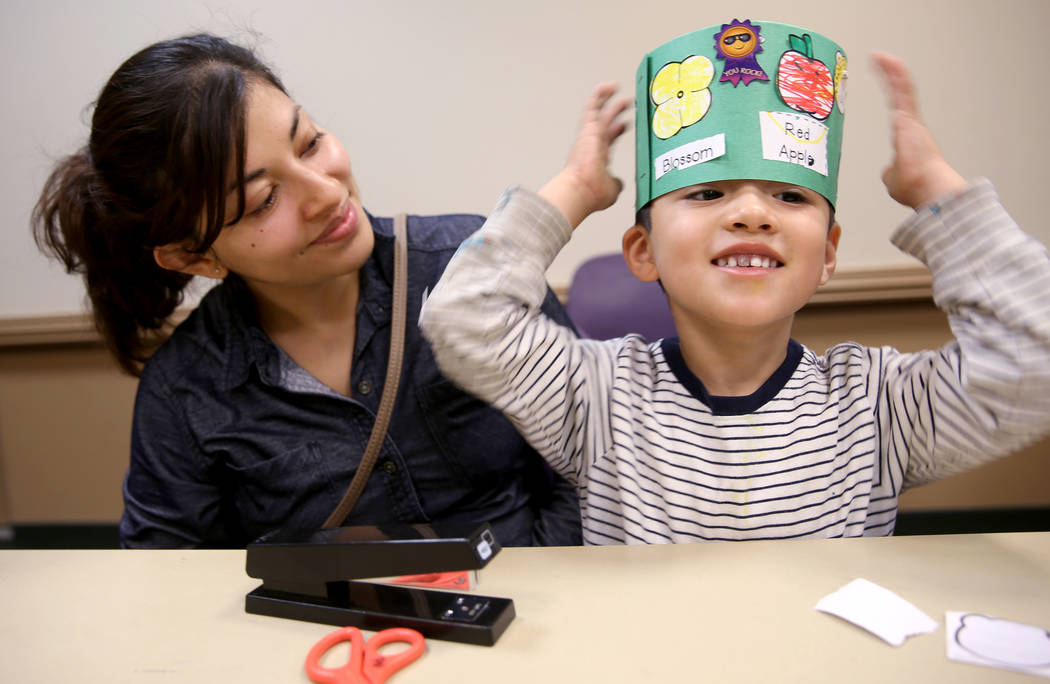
top-left (421, 180), bottom-right (1050, 544)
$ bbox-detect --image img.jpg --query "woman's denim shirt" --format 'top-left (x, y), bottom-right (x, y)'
top-left (120, 212), bottom-right (582, 548)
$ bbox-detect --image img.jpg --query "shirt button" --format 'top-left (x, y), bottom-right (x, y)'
top-left (357, 380), bottom-right (372, 395)
top-left (383, 460), bottom-right (398, 474)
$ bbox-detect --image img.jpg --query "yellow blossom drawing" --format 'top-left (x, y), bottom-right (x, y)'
top-left (650, 55), bottom-right (714, 140)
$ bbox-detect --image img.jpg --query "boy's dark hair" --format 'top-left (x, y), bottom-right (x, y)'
top-left (635, 204), bottom-right (653, 232)
top-left (32, 33), bottom-right (285, 376)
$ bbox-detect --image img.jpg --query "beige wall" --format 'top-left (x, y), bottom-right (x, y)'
top-left (0, 297), bottom-right (1047, 526)
top-left (5, 0), bottom-right (1050, 320)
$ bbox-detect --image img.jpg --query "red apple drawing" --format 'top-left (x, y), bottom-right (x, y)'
top-left (776, 34), bottom-right (834, 120)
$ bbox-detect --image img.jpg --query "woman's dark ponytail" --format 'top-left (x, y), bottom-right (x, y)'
top-left (33, 147), bottom-right (191, 375)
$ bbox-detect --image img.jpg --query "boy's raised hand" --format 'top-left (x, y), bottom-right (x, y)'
top-left (873, 52), bottom-right (966, 210)
top-left (539, 83), bottom-right (632, 229)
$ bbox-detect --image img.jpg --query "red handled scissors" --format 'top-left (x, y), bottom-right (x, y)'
top-left (305, 626), bottom-right (425, 684)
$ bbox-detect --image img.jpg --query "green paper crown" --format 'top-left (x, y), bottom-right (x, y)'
top-left (635, 20), bottom-right (848, 211)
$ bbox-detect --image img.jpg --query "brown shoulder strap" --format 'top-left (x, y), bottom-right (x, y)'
top-left (323, 213), bottom-right (409, 528)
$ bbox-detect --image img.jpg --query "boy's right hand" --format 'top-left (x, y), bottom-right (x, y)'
top-left (539, 83), bottom-right (632, 229)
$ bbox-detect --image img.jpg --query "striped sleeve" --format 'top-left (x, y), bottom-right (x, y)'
top-left (419, 187), bottom-right (620, 484)
top-left (882, 179), bottom-right (1050, 488)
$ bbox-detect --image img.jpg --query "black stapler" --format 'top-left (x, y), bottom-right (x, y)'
top-left (244, 522), bottom-right (515, 646)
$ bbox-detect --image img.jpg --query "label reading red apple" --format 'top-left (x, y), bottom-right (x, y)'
top-left (759, 111), bottom-right (829, 176)
top-left (776, 33), bottom-right (835, 120)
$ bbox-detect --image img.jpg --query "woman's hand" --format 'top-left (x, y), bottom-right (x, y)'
top-left (873, 52), bottom-right (967, 210)
top-left (539, 82), bottom-right (632, 229)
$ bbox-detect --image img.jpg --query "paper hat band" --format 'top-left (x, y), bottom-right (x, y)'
top-left (635, 20), bottom-right (847, 211)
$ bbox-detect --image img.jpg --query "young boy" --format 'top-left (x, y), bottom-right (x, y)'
top-left (420, 22), bottom-right (1050, 544)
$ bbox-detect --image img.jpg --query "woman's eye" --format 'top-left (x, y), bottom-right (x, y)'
top-left (250, 188), bottom-right (278, 217)
top-left (302, 131), bottom-right (326, 156)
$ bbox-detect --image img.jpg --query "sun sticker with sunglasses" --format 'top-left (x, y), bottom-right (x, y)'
top-left (713, 19), bottom-right (770, 87)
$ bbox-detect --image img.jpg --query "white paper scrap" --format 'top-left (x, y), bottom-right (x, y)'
top-left (946, 612), bottom-right (1050, 678)
top-left (814, 578), bottom-right (938, 647)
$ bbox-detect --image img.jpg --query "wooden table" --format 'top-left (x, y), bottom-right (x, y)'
top-left (2, 532), bottom-right (1047, 682)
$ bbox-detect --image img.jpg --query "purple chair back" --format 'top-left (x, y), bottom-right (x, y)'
top-left (565, 253), bottom-right (676, 341)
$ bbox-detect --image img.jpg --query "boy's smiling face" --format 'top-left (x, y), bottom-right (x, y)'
top-left (623, 179), bottom-right (840, 336)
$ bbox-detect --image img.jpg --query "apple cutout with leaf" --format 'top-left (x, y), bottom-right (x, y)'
top-left (776, 34), bottom-right (834, 120)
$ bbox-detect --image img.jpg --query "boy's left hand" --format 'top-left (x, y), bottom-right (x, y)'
top-left (873, 52), bottom-right (967, 210)
top-left (539, 82), bottom-right (632, 229)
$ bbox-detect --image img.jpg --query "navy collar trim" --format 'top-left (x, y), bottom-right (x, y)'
top-left (660, 337), bottom-right (804, 416)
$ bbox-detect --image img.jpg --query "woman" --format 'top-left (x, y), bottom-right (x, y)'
top-left (33, 33), bottom-right (581, 548)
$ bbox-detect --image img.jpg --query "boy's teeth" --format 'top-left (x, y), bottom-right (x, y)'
top-left (716, 254), bottom-right (777, 268)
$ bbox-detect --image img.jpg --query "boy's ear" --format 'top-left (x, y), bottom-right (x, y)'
top-left (622, 224), bottom-right (660, 283)
top-left (153, 243), bottom-right (227, 279)
top-left (820, 223), bottom-right (842, 286)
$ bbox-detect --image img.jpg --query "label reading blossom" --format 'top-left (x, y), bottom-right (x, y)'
top-left (759, 111), bottom-right (828, 176)
top-left (653, 133), bottom-right (726, 180)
